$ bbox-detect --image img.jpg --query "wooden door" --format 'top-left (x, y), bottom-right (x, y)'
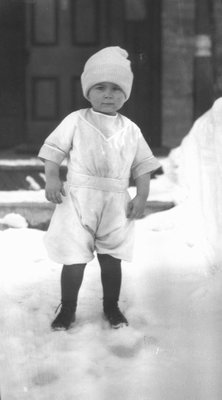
top-left (25, 0), bottom-right (161, 147)
top-left (0, 0), bottom-right (26, 148)
top-left (25, 0), bottom-right (102, 146)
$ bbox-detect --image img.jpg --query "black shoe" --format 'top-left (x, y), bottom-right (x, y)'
top-left (51, 301), bottom-right (76, 330)
top-left (104, 304), bottom-right (128, 329)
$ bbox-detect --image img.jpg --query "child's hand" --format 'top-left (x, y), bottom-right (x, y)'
top-left (126, 194), bottom-right (147, 219)
top-left (45, 177), bottom-right (66, 204)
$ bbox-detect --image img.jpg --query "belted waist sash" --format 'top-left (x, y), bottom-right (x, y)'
top-left (67, 172), bottom-right (129, 192)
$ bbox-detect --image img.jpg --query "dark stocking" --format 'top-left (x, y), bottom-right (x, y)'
top-left (61, 263), bottom-right (86, 302)
top-left (97, 254), bottom-right (122, 309)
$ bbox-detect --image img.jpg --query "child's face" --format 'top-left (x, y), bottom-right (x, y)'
top-left (88, 82), bottom-right (126, 115)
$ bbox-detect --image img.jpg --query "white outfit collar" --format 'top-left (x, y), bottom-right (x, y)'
top-left (80, 108), bottom-right (124, 139)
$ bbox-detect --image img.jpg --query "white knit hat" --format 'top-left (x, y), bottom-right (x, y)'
top-left (81, 46), bottom-right (133, 101)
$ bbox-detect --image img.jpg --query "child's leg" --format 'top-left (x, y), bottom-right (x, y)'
top-left (97, 254), bottom-right (122, 304)
top-left (61, 264), bottom-right (86, 301)
top-left (97, 254), bottom-right (128, 328)
top-left (51, 263), bottom-right (86, 330)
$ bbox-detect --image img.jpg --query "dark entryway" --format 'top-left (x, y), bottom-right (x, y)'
top-left (0, 0), bottom-right (162, 150)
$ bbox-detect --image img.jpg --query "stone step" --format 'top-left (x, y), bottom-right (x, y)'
top-left (0, 196), bottom-right (54, 230)
top-left (0, 164), bottom-right (67, 191)
top-left (0, 156), bottom-right (169, 229)
top-left (0, 197), bottom-right (174, 231)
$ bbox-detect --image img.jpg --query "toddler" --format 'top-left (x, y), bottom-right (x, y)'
top-left (38, 47), bottom-right (161, 330)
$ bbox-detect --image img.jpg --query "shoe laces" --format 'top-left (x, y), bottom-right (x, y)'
top-left (54, 303), bottom-right (62, 314)
top-left (54, 301), bottom-right (76, 315)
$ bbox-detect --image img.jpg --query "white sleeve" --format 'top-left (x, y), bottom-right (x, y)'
top-left (38, 113), bottom-right (77, 165)
top-left (131, 128), bottom-right (161, 179)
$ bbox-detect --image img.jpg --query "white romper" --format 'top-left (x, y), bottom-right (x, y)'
top-left (38, 108), bottom-right (160, 264)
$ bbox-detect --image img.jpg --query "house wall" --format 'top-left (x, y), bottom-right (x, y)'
top-left (213, 0), bottom-right (222, 98)
top-left (161, 0), bottom-right (195, 149)
top-left (1, 1), bottom-right (222, 151)
top-left (162, 0), bottom-right (222, 149)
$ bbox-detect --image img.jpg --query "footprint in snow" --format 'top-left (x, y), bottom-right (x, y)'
top-left (107, 327), bottom-right (157, 358)
top-left (109, 340), bottom-right (142, 358)
top-left (32, 369), bottom-right (58, 386)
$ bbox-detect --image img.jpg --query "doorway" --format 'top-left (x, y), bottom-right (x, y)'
top-left (25, 0), bottom-right (162, 147)
top-left (0, 0), bottom-right (162, 150)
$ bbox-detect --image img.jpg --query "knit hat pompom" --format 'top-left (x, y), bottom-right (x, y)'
top-left (81, 46), bottom-right (133, 101)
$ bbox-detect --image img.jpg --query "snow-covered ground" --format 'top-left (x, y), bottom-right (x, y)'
top-left (1, 157), bottom-right (222, 400)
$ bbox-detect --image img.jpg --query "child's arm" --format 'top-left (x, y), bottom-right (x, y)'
top-left (45, 160), bottom-right (66, 204)
top-left (127, 173), bottom-right (150, 219)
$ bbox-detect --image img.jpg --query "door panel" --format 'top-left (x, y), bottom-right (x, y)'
top-left (25, 0), bottom-right (161, 147)
top-left (31, 0), bottom-right (58, 45)
top-left (70, 0), bottom-right (100, 45)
